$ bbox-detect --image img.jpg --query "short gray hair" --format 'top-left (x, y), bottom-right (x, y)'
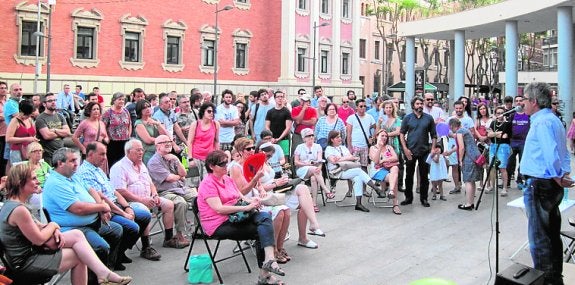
top-left (124, 139), bottom-right (142, 155)
top-left (52, 147), bottom-right (76, 167)
top-left (524, 82), bottom-right (551, 109)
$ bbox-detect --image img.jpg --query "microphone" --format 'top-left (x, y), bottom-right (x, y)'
top-left (499, 106), bottom-right (522, 117)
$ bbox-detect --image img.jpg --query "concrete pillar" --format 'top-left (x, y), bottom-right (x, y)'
top-left (278, 0), bottom-right (297, 85)
top-left (454, 30), bottom-right (465, 99)
top-left (405, 36), bottom-right (415, 113)
top-left (558, 6), bottom-right (573, 119)
top-left (505, 20), bottom-right (518, 98)
top-left (448, 39), bottom-right (455, 108)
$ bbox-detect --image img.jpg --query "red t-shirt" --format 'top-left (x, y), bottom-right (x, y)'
top-left (291, 106), bottom-right (318, 134)
top-left (337, 106), bottom-right (355, 122)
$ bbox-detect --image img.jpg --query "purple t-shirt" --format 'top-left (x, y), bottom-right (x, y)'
top-left (510, 112), bottom-right (530, 147)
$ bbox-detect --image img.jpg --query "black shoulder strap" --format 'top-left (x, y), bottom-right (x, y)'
top-left (253, 103), bottom-right (260, 121)
top-left (355, 114), bottom-right (370, 146)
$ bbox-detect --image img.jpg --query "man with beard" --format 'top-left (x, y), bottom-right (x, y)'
top-left (422, 93), bottom-right (445, 123)
top-left (447, 100), bottom-right (475, 194)
top-left (36, 93), bottom-right (72, 163)
top-left (216, 89), bottom-right (241, 151)
top-left (147, 135), bottom-right (196, 246)
top-left (347, 90), bottom-right (357, 110)
top-left (399, 97), bottom-right (437, 207)
top-left (265, 90), bottom-right (292, 156)
top-left (249, 88), bottom-right (275, 143)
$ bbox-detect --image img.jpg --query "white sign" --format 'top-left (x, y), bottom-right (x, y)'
top-left (48, 0), bottom-right (56, 5)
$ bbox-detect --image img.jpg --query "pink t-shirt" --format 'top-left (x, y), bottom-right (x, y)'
top-left (337, 106), bottom-right (355, 122)
top-left (197, 174), bottom-right (240, 236)
top-left (74, 120), bottom-right (105, 146)
top-left (191, 121), bottom-right (216, 160)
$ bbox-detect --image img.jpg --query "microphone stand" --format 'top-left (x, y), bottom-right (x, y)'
top-left (474, 115), bottom-right (502, 273)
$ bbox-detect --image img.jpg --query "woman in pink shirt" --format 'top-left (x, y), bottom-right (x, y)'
top-left (187, 103), bottom-right (220, 178)
top-left (197, 150), bottom-right (285, 285)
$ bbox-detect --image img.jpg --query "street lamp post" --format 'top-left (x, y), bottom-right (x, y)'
top-left (46, 1), bottom-right (54, 92)
top-left (213, 4), bottom-right (233, 101)
top-left (312, 22), bottom-right (329, 91)
top-left (33, 0), bottom-right (42, 95)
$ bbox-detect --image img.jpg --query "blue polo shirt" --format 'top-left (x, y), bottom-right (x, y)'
top-left (43, 170), bottom-right (98, 230)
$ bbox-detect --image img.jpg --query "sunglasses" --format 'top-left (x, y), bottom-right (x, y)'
top-left (206, 109), bottom-right (214, 113)
top-left (305, 134), bottom-right (315, 138)
top-left (245, 146), bottom-right (255, 151)
top-left (426, 98), bottom-right (434, 101)
top-left (552, 102), bottom-right (559, 105)
top-left (215, 160), bottom-right (228, 167)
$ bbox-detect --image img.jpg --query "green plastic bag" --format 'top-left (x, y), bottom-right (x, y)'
top-left (188, 254), bottom-right (213, 284)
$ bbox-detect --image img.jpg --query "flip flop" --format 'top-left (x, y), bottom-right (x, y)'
top-left (392, 205), bottom-right (402, 215)
top-left (297, 240), bottom-right (318, 249)
top-left (308, 228), bottom-right (326, 237)
top-left (326, 192), bottom-right (336, 199)
top-left (313, 205), bottom-right (320, 213)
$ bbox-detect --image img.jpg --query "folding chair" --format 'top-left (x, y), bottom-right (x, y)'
top-left (561, 230), bottom-right (575, 263)
top-left (183, 197), bottom-right (252, 285)
top-left (328, 173), bottom-right (356, 207)
top-left (290, 156), bottom-right (325, 206)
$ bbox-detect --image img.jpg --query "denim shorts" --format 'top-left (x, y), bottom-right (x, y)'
top-left (489, 143), bottom-right (511, 168)
top-left (371, 168), bottom-right (390, 181)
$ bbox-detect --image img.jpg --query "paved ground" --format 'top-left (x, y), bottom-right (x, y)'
top-left (58, 172), bottom-right (575, 285)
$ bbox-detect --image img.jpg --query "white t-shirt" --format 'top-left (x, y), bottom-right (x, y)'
top-left (294, 143), bottom-right (322, 163)
top-left (346, 113), bottom-right (375, 148)
top-left (423, 106), bottom-right (445, 122)
top-left (216, 103), bottom-right (239, 143)
top-left (324, 145), bottom-right (351, 171)
top-left (268, 144), bottom-right (285, 173)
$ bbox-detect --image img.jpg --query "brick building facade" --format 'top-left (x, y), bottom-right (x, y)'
top-left (0, 0), bottom-right (362, 102)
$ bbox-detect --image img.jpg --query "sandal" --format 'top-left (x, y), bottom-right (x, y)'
top-left (313, 205), bottom-right (320, 213)
top-left (258, 275), bottom-right (285, 285)
top-left (326, 192), bottom-right (336, 199)
top-left (275, 251), bottom-right (288, 264)
top-left (392, 205), bottom-right (402, 215)
top-left (387, 190), bottom-right (396, 199)
top-left (262, 259), bottom-right (285, 276)
top-left (308, 228), bottom-right (326, 237)
top-left (280, 248), bottom-right (291, 261)
top-left (98, 272), bottom-right (132, 285)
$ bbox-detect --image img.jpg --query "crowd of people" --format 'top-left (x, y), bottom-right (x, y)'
top-left (0, 80), bottom-right (571, 284)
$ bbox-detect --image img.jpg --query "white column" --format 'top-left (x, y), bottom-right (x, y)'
top-left (454, 30), bottom-right (465, 99)
top-left (331, 0), bottom-right (342, 85)
top-left (505, 21), bottom-right (518, 98)
top-left (278, 0), bottom-right (297, 84)
top-left (558, 6), bottom-right (573, 119)
top-left (405, 36), bottom-right (415, 113)
top-left (448, 39), bottom-right (455, 106)
top-left (350, 0), bottom-right (361, 86)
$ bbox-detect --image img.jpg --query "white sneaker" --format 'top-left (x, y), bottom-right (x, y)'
top-left (501, 189), bottom-right (508, 197)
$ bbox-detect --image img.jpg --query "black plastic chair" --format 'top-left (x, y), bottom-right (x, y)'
top-left (183, 197), bottom-right (252, 285)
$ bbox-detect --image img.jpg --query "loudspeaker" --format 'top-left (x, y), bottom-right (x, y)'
top-left (495, 263), bottom-right (545, 285)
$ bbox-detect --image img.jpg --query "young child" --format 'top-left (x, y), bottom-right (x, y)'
top-left (427, 143), bottom-right (448, 201)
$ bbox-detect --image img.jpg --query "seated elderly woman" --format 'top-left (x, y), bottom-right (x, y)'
top-left (0, 163), bottom-right (132, 285)
top-left (293, 128), bottom-right (332, 212)
top-left (258, 142), bottom-right (325, 252)
top-left (324, 130), bottom-right (381, 212)
top-left (197, 150), bottom-right (285, 285)
top-left (369, 129), bottom-right (402, 215)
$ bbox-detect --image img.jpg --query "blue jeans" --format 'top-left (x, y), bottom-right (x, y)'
top-left (212, 211), bottom-right (274, 268)
top-left (73, 220), bottom-right (123, 267)
top-left (524, 178), bottom-right (564, 285)
top-left (111, 202), bottom-right (152, 255)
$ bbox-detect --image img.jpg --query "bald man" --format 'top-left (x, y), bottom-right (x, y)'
top-left (147, 135), bottom-right (196, 245)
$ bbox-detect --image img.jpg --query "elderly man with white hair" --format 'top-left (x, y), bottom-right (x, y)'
top-left (147, 135), bottom-right (196, 244)
top-left (110, 139), bottom-right (189, 249)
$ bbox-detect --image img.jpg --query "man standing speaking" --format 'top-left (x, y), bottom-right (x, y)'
top-left (520, 82), bottom-right (573, 285)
